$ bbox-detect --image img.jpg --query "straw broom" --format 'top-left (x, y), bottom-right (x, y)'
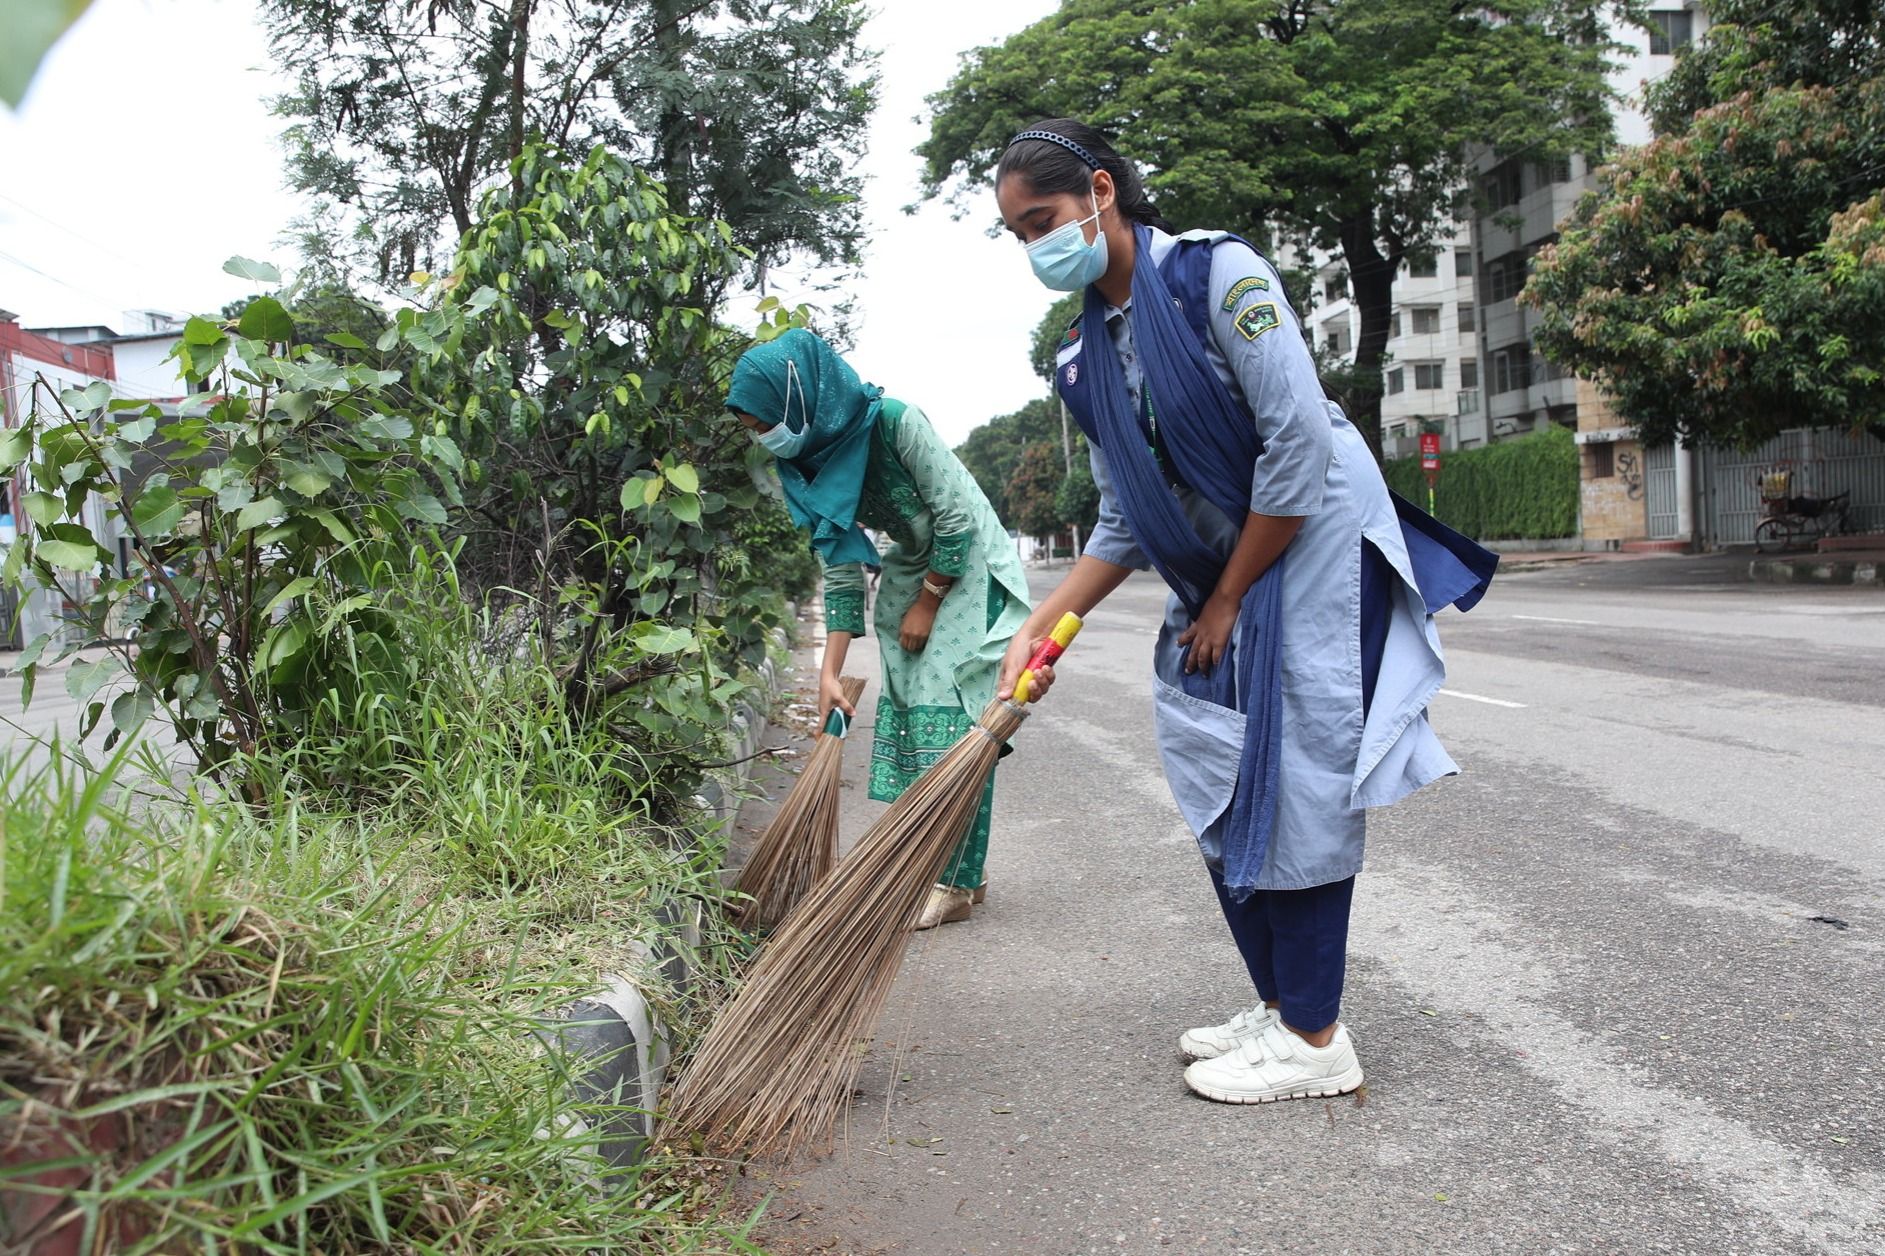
top-left (733, 675), bottom-right (868, 931)
top-left (661, 613), bottom-right (1083, 1158)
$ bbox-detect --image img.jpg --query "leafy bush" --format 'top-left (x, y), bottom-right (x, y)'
top-left (1383, 424), bottom-right (1578, 540)
top-left (420, 146), bottom-right (798, 664)
top-left (0, 260), bottom-right (464, 791)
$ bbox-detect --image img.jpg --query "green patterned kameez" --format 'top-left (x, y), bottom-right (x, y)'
top-left (821, 400), bottom-right (1033, 889)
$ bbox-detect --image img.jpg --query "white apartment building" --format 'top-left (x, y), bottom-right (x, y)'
top-left (1299, 4), bottom-right (1709, 468)
top-left (1307, 228), bottom-right (1481, 460)
top-left (1466, 6), bottom-right (1710, 447)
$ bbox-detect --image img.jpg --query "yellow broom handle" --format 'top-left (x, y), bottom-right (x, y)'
top-left (1012, 612), bottom-right (1083, 704)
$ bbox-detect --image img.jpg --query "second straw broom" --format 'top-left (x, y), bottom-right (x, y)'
top-left (661, 612), bottom-right (1084, 1157)
top-left (733, 675), bottom-right (867, 931)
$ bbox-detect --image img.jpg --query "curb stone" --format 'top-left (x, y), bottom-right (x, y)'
top-left (553, 616), bottom-right (797, 1167)
top-left (1748, 554), bottom-right (1884, 587)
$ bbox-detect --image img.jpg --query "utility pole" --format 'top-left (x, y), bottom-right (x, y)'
top-left (1060, 400), bottom-right (1081, 561)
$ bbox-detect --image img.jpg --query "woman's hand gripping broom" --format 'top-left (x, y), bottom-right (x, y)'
top-left (660, 614), bottom-right (1084, 1158)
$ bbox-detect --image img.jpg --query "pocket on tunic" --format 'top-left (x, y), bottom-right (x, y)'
top-left (1150, 621), bottom-right (1245, 839)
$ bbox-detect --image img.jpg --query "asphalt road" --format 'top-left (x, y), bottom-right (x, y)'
top-left (734, 555), bottom-right (1885, 1256)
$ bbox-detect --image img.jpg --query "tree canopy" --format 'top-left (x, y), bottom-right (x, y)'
top-left (954, 396), bottom-right (1060, 524)
top-left (262, 0), bottom-right (877, 291)
top-left (918, 0), bottom-right (1621, 454)
top-left (1526, 1), bottom-right (1885, 447)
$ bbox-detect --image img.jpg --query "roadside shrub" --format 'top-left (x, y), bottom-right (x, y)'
top-left (1383, 424), bottom-right (1578, 539)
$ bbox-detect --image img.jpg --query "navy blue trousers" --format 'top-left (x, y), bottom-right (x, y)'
top-left (1199, 537), bottom-right (1379, 1034)
top-left (1209, 869), bottom-right (1356, 1033)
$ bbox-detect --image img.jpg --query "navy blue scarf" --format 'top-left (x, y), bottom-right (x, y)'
top-left (1077, 225), bottom-right (1286, 902)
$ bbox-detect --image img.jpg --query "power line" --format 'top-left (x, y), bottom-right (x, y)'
top-left (0, 248), bottom-right (129, 312)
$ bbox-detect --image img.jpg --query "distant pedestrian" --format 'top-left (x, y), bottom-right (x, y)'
top-left (728, 330), bottom-right (1034, 929)
top-left (991, 120), bottom-right (1497, 1103)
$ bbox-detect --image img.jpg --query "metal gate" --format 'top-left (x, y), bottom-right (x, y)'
top-left (1644, 443), bottom-right (1679, 539)
top-left (1698, 427), bottom-right (1885, 547)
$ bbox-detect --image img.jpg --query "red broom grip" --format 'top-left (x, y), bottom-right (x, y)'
top-left (1012, 612), bottom-right (1083, 703)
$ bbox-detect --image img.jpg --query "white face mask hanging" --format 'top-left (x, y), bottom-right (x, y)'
top-left (753, 359), bottom-right (810, 458)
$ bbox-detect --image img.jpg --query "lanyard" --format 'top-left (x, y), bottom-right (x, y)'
top-left (1139, 386), bottom-right (1186, 490)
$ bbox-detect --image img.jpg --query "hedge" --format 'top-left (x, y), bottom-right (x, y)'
top-left (1383, 424), bottom-right (1579, 540)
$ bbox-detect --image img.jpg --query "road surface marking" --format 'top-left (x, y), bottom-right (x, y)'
top-left (1437, 688), bottom-right (1527, 709)
top-left (1511, 613), bottom-right (1602, 626)
top-left (1359, 861), bottom-right (1885, 1253)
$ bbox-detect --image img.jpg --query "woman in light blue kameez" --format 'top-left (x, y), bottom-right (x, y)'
top-left (992, 121), bottom-right (1496, 1105)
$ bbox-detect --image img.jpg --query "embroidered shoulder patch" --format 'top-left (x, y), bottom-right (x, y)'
top-left (1235, 301), bottom-right (1282, 341)
top-left (1221, 276), bottom-right (1271, 311)
top-left (1059, 316), bottom-right (1082, 349)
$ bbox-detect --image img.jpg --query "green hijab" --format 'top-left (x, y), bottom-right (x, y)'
top-left (726, 329), bottom-right (883, 568)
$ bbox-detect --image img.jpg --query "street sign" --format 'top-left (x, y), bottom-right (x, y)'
top-left (1418, 432), bottom-right (1441, 513)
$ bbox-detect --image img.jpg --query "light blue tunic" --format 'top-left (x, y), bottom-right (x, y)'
top-left (1064, 228), bottom-right (1458, 891)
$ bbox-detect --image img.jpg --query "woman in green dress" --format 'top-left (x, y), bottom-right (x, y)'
top-left (727, 330), bottom-right (1034, 928)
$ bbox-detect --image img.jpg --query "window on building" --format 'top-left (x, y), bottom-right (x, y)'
top-left (1460, 359), bottom-right (1479, 389)
top-left (1390, 312), bottom-right (1402, 339)
top-left (1386, 368), bottom-right (1406, 395)
top-left (1411, 306), bottom-right (1442, 335)
top-left (1323, 273), bottom-right (1347, 304)
top-left (1408, 254), bottom-right (1438, 279)
top-left (1590, 441), bottom-right (1616, 478)
top-left (1455, 248), bottom-right (1474, 277)
top-left (1321, 322), bottom-right (1345, 356)
top-left (1483, 162), bottom-right (1524, 212)
top-left (1490, 344), bottom-right (1534, 395)
top-left (1648, 10), bottom-right (1693, 55)
top-left (1413, 361), bottom-right (1445, 390)
top-left (1533, 353), bottom-right (1572, 384)
top-left (1485, 251), bottom-right (1530, 303)
top-left (1532, 158), bottom-right (1573, 187)
top-left (1458, 302), bottom-right (1476, 333)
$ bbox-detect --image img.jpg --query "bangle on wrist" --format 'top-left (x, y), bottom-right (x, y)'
top-left (922, 577), bottom-right (951, 599)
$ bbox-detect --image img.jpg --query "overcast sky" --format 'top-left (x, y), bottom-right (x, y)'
top-left (0, 0), bottom-right (1060, 446)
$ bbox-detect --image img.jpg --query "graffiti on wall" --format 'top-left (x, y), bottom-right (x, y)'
top-left (1617, 449), bottom-right (1644, 501)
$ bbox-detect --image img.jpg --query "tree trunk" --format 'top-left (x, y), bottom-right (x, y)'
top-left (653, 0), bottom-right (692, 214)
top-left (1337, 210), bottom-right (1395, 463)
top-left (508, 0), bottom-right (530, 193)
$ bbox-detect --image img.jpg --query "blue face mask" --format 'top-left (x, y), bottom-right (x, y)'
top-left (1024, 188), bottom-right (1109, 292)
top-left (751, 359), bottom-right (810, 458)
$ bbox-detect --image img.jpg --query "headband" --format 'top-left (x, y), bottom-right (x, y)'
top-left (1007, 128), bottom-right (1102, 171)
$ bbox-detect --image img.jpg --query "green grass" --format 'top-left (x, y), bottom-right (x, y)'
top-left (1, 552), bottom-right (772, 1251)
top-left (0, 742), bottom-right (763, 1254)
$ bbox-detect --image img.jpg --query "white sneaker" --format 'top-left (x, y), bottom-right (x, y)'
top-left (1179, 1004), bottom-right (1280, 1061)
top-left (1183, 1020), bottom-right (1364, 1104)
